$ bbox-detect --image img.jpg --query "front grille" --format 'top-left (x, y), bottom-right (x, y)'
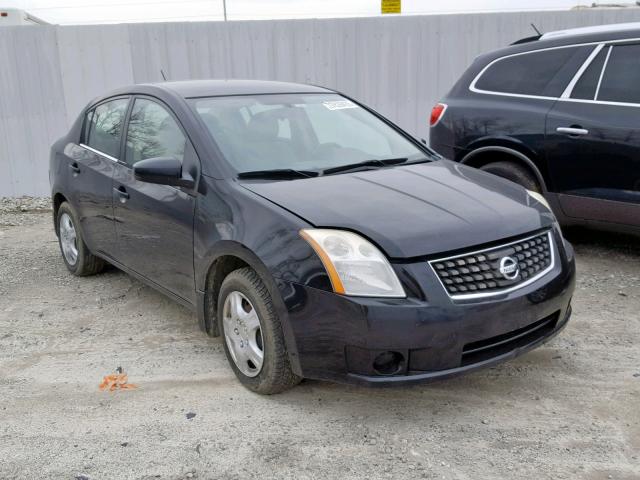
top-left (430, 231), bottom-right (554, 299)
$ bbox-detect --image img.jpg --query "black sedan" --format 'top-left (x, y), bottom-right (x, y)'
top-left (50, 80), bottom-right (575, 393)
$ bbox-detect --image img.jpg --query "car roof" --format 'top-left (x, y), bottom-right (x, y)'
top-left (145, 79), bottom-right (333, 98)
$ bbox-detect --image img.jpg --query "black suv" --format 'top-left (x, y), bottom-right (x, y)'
top-left (430, 23), bottom-right (640, 235)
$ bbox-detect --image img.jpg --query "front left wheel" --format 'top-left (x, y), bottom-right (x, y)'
top-left (57, 202), bottom-right (105, 276)
top-left (218, 267), bottom-right (301, 394)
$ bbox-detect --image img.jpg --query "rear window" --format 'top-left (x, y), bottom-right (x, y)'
top-left (474, 46), bottom-right (593, 97)
top-left (597, 44), bottom-right (640, 104)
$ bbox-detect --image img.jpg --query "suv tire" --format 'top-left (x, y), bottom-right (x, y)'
top-left (480, 161), bottom-right (540, 193)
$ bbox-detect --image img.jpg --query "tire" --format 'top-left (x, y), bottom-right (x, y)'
top-left (56, 202), bottom-right (105, 276)
top-left (217, 267), bottom-right (301, 394)
top-left (480, 161), bottom-right (541, 193)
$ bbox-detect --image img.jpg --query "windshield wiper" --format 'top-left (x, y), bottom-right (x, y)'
top-left (322, 156), bottom-right (436, 175)
top-left (237, 168), bottom-right (320, 180)
top-left (322, 158), bottom-right (408, 175)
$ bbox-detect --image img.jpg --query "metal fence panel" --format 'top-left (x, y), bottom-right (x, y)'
top-left (1, 9), bottom-right (639, 196)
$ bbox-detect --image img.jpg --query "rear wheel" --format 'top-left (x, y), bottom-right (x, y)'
top-left (57, 202), bottom-right (105, 276)
top-left (480, 161), bottom-right (541, 193)
top-left (218, 267), bottom-right (301, 394)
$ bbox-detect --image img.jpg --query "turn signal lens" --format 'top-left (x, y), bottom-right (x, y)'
top-left (300, 229), bottom-right (405, 298)
top-left (430, 103), bottom-right (447, 126)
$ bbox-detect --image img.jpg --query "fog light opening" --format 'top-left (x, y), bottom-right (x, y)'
top-left (372, 351), bottom-right (404, 376)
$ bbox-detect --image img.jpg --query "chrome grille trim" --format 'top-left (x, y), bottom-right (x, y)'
top-left (429, 231), bottom-right (556, 300)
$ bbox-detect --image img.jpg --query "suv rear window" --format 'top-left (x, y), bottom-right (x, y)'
top-left (474, 46), bottom-right (592, 97)
top-left (597, 44), bottom-right (640, 104)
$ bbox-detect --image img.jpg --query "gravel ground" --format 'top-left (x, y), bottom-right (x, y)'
top-left (0, 202), bottom-right (639, 480)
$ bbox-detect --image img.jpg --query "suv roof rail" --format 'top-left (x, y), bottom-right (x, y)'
top-left (540, 22), bottom-right (640, 40)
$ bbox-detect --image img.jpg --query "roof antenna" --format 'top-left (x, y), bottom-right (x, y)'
top-left (531, 23), bottom-right (542, 36)
top-left (160, 69), bottom-right (168, 81)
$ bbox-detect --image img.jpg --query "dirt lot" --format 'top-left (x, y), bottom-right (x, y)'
top-left (0, 203), bottom-right (639, 480)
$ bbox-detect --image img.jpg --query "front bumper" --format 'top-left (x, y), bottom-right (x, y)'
top-left (276, 232), bottom-right (576, 387)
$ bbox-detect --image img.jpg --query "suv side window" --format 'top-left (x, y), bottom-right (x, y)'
top-left (570, 47), bottom-right (608, 100)
top-left (85, 98), bottom-right (129, 159)
top-left (475, 46), bottom-right (592, 97)
top-left (125, 98), bottom-right (186, 167)
top-left (597, 44), bottom-right (640, 104)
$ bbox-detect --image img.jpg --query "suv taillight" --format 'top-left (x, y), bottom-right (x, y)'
top-left (430, 103), bottom-right (447, 127)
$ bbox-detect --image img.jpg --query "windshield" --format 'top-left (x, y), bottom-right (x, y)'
top-left (188, 93), bottom-right (429, 174)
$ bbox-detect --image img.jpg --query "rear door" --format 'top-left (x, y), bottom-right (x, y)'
top-left (112, 96), bottom-right (197, 303)
top-left (545, 42), bottom-right (640, 227)
top-left (69, 97), bottom-right (129, 258)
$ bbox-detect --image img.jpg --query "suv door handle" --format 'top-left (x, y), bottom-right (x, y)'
top-left (69, 162), bottom-right (81, 174)
top-left (114, 186), bottom-right (130, 202)
top-left (557, 126), bottom-right (589, 137)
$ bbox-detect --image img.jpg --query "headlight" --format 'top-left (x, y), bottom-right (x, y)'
top-left (300, 229), bottom-right (405, 298)
top-left (527, 190), bottom-right (551, 211)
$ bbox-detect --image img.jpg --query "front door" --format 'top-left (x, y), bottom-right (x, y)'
top-left (545, 43), bottom-right (640, 227)
top-left (112, 97), bottom-right (197, 303)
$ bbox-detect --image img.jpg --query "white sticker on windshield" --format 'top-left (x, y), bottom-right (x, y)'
top-left (322, 100), bottom-right (358, 111)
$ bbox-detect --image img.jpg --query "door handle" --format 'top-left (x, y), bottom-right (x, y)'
top-left (69, 162), bottom-right (81, 174)
top-left (556, 126), bottom-right (589, 137)
top-left (114, 186), bottom-right (130, 202)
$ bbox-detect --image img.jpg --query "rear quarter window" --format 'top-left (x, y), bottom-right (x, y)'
top-left (474, 46), bottom-right (593, 98)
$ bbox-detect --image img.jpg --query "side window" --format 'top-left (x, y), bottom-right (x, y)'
top-left (85, 98), bottom-right (129, 158)
top-left (125, 98), bottom-right (186, 167)
top-left (474, 46), bottom-right (592, 97)
top-left (82, 109), bottom-right (94, 143)
top-left (597, 44), bottom-right (640, 104)
top-left (571, 47), bottom-right (608, 100)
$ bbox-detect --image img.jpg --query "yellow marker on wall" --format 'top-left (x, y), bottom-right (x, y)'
top-left (381, 0), bottom-right (401, 14)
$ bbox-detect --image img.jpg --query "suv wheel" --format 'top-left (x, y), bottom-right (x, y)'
top-left (218, 267), bottom-right (301, 394)
top-left (57, 202), bottom-right (105, 276)
top-left (480, 161), bottom-right (541, 193)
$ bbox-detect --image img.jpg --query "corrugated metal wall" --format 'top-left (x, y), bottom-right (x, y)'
top-left (2, 9), bottom-right (639, 196)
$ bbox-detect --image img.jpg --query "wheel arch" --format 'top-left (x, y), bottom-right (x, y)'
top-left (52, 192), bottom-right (68, 236)
top-left (460, 145), bottom-right (548, 193)
top-left (197, 241), bottom-right (303, 375)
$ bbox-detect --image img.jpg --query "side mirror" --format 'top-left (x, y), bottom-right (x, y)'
top-left (133, 157), bottom-right (194, 188)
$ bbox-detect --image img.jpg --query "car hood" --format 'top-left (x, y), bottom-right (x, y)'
top-left (240, 160), bottom-right (553, 259)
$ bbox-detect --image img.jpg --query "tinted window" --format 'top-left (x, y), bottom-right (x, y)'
top-left (475, 46), bottom-right (592, 97)
top-left (125, 99), bottom-right (186, 167)
top-left (86, 98), bottom-right (129, 158)
top-left (571, 47), bottom-right (608, 100)
top-left (597, 44), bottom-right (640, 104)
